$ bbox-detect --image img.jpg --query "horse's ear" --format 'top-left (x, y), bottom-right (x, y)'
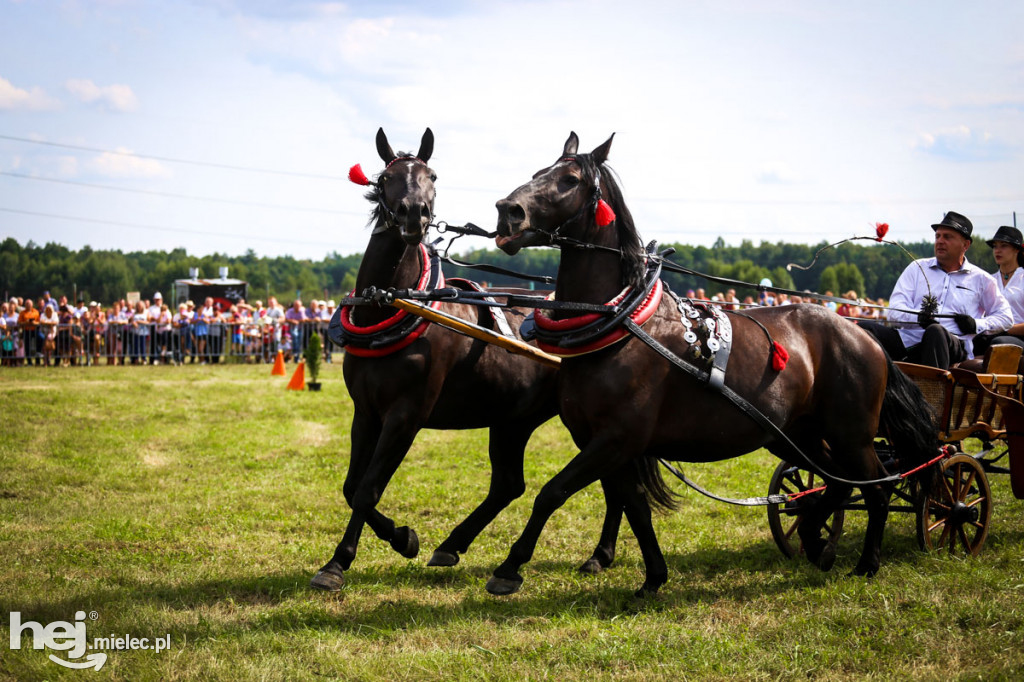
top-left (591, 133), bottom-right (615, 165)
top-left (417, 128), bottom-right (434, 163)
top-left (376, 128), bottom-right (396, 164)
top-left (563, 131), bottom-right (579, 156)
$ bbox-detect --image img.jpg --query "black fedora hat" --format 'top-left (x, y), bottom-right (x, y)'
top-left (986, 225), bottom-right (1024, 249)
top-left (931, 211), bottom-right (973, 241)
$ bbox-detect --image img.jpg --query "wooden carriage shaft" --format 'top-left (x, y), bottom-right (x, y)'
top-left (389, 298), bottom-right (562, 369)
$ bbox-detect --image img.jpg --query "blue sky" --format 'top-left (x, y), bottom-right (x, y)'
top-left (1, 0), bottom-right (1022, 260)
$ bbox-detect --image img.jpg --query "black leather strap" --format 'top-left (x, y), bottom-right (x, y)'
top-left (622, 318), bottom-right (904, 488)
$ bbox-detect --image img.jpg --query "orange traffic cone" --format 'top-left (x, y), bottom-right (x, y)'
top-left (286, 359), bottom-right (306, 390)
top-left (271, 349), bottom-right (286, 376)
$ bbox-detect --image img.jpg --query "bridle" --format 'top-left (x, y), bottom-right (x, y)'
top-left (372, 155), bottom-right (436, 235)
top-left (528, 154), bottom-right (609, 247)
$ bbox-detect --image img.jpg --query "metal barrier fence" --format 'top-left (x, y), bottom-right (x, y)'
top-left (0, 320), bottom-right (334, 367)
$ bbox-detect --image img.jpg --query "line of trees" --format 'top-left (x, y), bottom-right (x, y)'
top-left (1, 235), bottom-right (999, 306)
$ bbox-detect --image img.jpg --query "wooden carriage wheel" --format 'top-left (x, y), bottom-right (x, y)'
top-left (767, 461), bottom-right (845, 559)
top-left (916, 454), bottom-right (992, 556)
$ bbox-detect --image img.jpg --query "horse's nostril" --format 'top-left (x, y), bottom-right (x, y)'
top-left (498, 201), bottom-right (526, 225)
top-left (396, 204), bottom-right (409, 218)
top-left (420, 205), bottom-right (431, 220)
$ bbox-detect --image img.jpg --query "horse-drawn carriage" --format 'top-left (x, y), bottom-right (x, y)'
top-left (315, 127), bottom-right (1023, 597)
top-left (768, 343), bottom-right (1024, 560)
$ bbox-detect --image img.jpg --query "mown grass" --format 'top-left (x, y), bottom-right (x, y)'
top-left (1, 364), bottom-right (1023, 681)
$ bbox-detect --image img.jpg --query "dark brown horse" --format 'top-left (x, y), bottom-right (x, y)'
top-left (311, 129), bottom-right (624, 590)
top-left (487, 132), bottom-right (937, 596)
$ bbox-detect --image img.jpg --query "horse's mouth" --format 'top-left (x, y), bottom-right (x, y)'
top-left (496, 229), bottom-right (544, 255)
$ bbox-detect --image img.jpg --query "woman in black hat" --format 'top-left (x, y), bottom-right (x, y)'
top-left (974, 225), bottom-right (1024, 355)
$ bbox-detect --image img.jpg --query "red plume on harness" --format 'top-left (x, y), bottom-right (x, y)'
top-left (348, 163), bottom-right (371, 186)
top-left (875, 222), bottom-right (889, 241)
top-left (595, 199), bottom-right (616, 227)
top-left (771, 341), bottom-right (789, 371)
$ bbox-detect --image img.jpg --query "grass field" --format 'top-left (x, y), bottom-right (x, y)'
top-left (2, 363), bottom-right (1024, 681)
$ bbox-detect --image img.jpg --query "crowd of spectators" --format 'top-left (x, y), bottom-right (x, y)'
top-left (1, 286), bottom-right (887, 368)
top-left (686, 286), bottom-right (887, 320)
top-left (0, 292), bottom-right (337, 367)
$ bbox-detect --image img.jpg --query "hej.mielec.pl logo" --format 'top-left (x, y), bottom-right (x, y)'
top-left (9, 610), bottom-right (172, 671)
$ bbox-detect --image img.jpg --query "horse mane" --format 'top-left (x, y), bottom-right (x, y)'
top-left (575, 154), bottom-right (646, 290)
top-left (364, 151), bottom-right (419, 228)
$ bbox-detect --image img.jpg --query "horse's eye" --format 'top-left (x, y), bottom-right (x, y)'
top-left (429, 173), bottom-right (437, 182)
top-left (560, 175), bottom-right (581, 189)
top-left (379, 174), bottom-right (390, 184)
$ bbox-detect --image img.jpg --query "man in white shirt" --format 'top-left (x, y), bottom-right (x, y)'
top-left (858, 211), bottom-right (1012, 369)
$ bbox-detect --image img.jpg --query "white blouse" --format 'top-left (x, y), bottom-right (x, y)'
top-left (998, 267), bottom-right (1024, 325)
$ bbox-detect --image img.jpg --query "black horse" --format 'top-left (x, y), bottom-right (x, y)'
top-left (486, 132), bottom-right (937, 596)
top-left (311, 129), bottom-right (624, 590)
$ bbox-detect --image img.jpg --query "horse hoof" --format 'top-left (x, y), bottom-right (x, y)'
top-left (310, 562), bottom-right (345, 592)
top-left (850, 563), bottom-right (878, 578)
top-left (816, 541), bottom-right (837, 572)
top-left (485, 575), bottom-right (523, 596)
top-left (391, 526), bottom-right (420, 559)
top-left (427, 550), bottom-right (460, 567)
top-left (578, 558), bottom-right (604, 575)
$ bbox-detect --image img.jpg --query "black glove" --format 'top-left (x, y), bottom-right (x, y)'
top-left (917, 311), bottom-right (937, 328)
top-left (954, 314), bottom-right (977, 335)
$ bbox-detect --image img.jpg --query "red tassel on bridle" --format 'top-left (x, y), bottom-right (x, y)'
top-left (875, 222), bottom-right (889, 241)
top-left (348, 163), bottom-right (371, 186)
top-left (595, 199), bottom-right (616, 227)
top-left (771, 341), bottom-right (789, 371)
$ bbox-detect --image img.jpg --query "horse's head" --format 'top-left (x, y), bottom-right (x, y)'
top-left (495, 132), bottom-right (616, 255)
top-left (366, 127), bottom-right (436, 246)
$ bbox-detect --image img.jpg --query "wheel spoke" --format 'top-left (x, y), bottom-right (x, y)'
top-left (938, 521), bottom-right (951, 549)
top-left (784, 519), bottom-right (800, 540)
top-left (941, 473), bottom-right (957, 502)
top-left (961, 468), bottom-right (977, 500)
top-left (957, 526), bottom-right (972, 554)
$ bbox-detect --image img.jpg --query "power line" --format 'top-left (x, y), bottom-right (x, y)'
top-left (0, 171), bottom-right (363, 216)
top-left (0, 133), bottom-right (346, 181)
top-left (0, 207), bottom-right (353, 248)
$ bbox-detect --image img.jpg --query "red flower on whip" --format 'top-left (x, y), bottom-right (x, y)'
top-left (875, 222), bottom-right (889, 242)
top-left (348, 164), bottom-right (371, 186)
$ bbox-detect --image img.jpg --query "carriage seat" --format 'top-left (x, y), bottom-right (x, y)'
top-left (953, 343), bottom-right (1024, 375)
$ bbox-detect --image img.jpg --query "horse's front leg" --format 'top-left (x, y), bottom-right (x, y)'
top-left (345, 409), bottom-right (424, 557)
top-left (486, 439), bottom-right (627, 596)
top-left (428, 420), bottom-right (534, 567)
top-left (311, 411), bottom-right (415, 591)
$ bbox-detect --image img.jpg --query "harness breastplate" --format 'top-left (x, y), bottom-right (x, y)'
top-left (328, 243), bottom-right (444, 357)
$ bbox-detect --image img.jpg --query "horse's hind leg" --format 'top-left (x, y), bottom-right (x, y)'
top-left (429, 421), bottom-right (533, 567)
top-left (852, 483), bottom-right (890, 577)
top-left (797, 482), bottom-right (850, 572)
top-left (611, 463), bottom-right (667, 596)
top-left (578, 477), bottom-right (624, 574)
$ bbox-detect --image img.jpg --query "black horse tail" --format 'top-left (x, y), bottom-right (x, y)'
top-left (636, 456), bottom-right (681, 512)
top-left (879, 354), bottom-right (939, 493)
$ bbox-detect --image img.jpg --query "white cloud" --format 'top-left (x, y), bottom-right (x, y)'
top-left (915, 125), bottom-right (1015, 162)
top-left (755, 163), bottom-right (800, 185)
top-left (0, 76), bottom-right (61, 110)
top-left (65, 78), bottom-right (139, 112)
top-left (89, 148), bottom-right (169, 178)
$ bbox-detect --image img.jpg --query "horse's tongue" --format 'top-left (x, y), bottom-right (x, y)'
top-left (495, 234), bottom-right (514, 249)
